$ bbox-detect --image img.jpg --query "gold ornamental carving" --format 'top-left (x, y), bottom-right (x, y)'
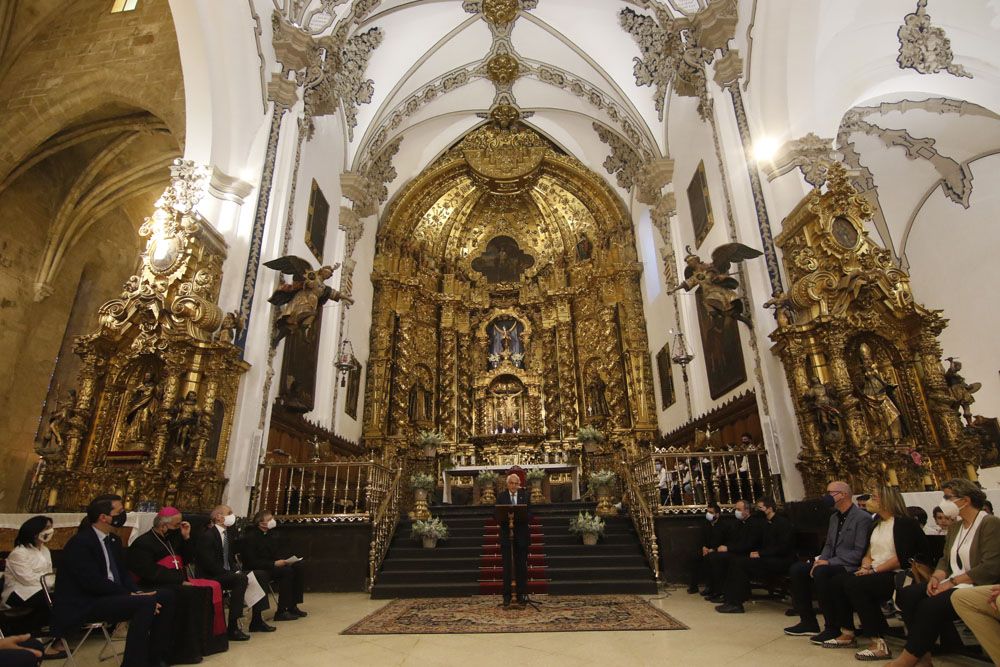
top-left (486, 54), bottom-right (520, 86)
top-left (770, 163), bottom-right (978, 494)
top-left (483, 0), bottom-right (519, 25)
top-left (27, 161), bottom-right (249, 512)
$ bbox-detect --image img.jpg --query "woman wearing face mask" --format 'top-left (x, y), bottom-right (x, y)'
top-left (820, 484), bottom-right (928, 658)
top-left (889, 479), bottom-right (1000, 667)
top-left (1, 515), bottom-right (67, 659)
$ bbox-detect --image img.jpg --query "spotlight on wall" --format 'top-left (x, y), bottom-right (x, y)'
top-left (752, 136), bottom-right (780, 164)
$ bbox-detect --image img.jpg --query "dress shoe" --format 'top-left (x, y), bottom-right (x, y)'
top-left (706, 594), bottom-right (725, 604)
top-left (715, 603), bottom-right (745, 614)
top-left (502, 599), bottom-right (511, 608)
top-left (228, 629), bottom-right (251, 641)
top-left (273, 610), bottom-right (299, 621)
top-left (249, 620), bottom-right (277, 632)
top-left (289, 606), bottom-right (308, 617)
top-left (686, 585), bottom-right (700, 594)
top-left (700, 588), bottom-right (717, 597)
top-left (516, 597), bottom-right (528, 607)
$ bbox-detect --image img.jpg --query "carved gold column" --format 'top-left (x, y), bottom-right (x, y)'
top-left (540, 324), bottom-right (560, 437)
top-left (456, 331), bottom-right (474, 441)
top-left (554, 298), bottom-right (578, 437)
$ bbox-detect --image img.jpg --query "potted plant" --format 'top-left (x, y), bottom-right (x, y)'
top-left (410, 473), bottom-right (435, 520)
top-left (577, 426), bottom-right (605, 453)
top-left (416, 429), bottom-right (445, 458)
top-left (526, 468), bottom-right (546, 503)
top-left (411, 517), bottom-right (449, 549)
top-left (569, 511), bottom-right (605, 546)
top-left (476, 470), bottom-right (499, 505)
top-left (588, 469), bottom-right (617, 517)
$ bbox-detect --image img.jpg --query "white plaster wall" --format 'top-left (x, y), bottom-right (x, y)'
top-left (905, 153), bottom-right (1000, 419)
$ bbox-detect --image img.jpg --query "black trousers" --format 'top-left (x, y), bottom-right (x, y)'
top-left (659, 488), bottom-right (668, 505)
top-left (0, 639), bottom-right (44, 667)
top-left (789, 561), bottom-right (850, 629)
top-left (500, 538), bottom-right (529, 601)
top-left (707, 551), bottom-right (733, 594)
top-left (834, 570), bottom-right (895, 636)
top-left (688, 552), bottom-right (712, 590)
top-left (257, 562), bottom-right (305, 611)
top-left (724, 555), bottom-right (792, 604)
top-left (896, 582), bottom-right (961, 657)
top-left (4, 590), bottom-right (51, 637)
top-left (79, 589), bottom-right (174, 667)
top-left (214, 571), bottom-right (268, 629)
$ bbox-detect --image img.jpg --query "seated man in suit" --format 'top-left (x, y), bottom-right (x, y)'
top-left (51, 495), bottom-right (175, 667)
top-left (195, 505), bottom-right (270, 639)
top-left (496, 473), bottom-right (531, 608)
top-left (240, 511), bottom-right (306, 621)
top-left (716, 497), bottom-right (796, 613)
top-left (687, 502), bottom-right (729, 595)
top-left (704, 499), bottom-right (766, 603)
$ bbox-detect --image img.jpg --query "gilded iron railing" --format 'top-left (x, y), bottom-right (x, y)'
top-left (256, 460), bottom-right (390, 521)
top-left (617, 456), bottom-right (661, 581)
top-left (367, 465), bottom-right (403, 590)
top-left (651, 447), bottom-right (774, 512)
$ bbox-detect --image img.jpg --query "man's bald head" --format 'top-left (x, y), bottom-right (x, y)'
top-left (211, 505), bottom-right (232, 525)
top-left (825, 481), bottom-right (852, 511)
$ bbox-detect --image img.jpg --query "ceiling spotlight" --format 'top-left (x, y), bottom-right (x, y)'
top-left (752, 137), bottom-right (780, 163)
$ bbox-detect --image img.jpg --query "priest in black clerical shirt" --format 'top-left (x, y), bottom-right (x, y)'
top-left (496, 473), bottom-right (532, 607)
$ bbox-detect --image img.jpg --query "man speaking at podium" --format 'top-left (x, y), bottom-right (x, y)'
top-left (497, 473), bottom-right (532, 608)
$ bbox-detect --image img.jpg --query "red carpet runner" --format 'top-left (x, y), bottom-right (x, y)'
top-left (478, 513), bottom-right (549, 595)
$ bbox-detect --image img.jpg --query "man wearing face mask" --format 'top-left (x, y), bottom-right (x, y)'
top-left (717, 497), bottom-right (795, 613)
top-left (783, 480), bottom-right (872, 643)
top-left (52, 495), bottom-right (176, 667)
top-left (704, 499), bottom-right (766, 603)
top-left (687, 503), bottom-right (729, 595)
top-left (240, 511), bottom-right (307, 620)
top-left (196, 505), bottom-right (270, 639)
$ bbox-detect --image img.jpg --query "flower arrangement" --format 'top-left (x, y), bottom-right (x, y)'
top-left (409, 473), bottom-right (436, 492)
top-left (525, 468), bottom-right (546, 482)
top-left (568, 511), bottom-right (605, 536)
top-left (410, 517), bottom-right (449, 540)
top-left (576, 426), bottom-right (605, 444)
top-left (416, 429), bottom-right (446, 448)
top-left (588, 469), bottom-right (617, 490)
top-left (476, 470), bottom-right (499, 487)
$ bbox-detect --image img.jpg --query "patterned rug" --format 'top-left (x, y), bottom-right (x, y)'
top-left (342, 595), bottom-right (687, 635)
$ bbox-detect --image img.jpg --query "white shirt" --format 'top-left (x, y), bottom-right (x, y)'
top-left (656, 467), bottom-right (668, 489)
top-left (1, 544), bottom-right (52, 605)
top-left (510, 490), bottom-right (519, 504)
top-left (868, 517), bottom-right (896, 570)
top-left (950, 511), bottom-right (987, 588)
top-left (93, 526), bottom-right (115, 582)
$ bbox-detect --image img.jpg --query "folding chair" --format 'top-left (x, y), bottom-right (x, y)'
top-left (40, 572), bottom-right (122, 665)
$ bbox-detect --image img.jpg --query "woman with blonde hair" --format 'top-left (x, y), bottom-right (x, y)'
top-left (819, 483), bottom-right (928, 659)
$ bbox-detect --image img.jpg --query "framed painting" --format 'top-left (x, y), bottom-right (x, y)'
top-left (655, 343), bottom-right (675, 410)
top-left (686, 160), bottom-right (715, 249)
top-left (305, 179), bottom-right (329, 263)
top-left (695, 289), bottom-right (747, 399)
top-left (278, 309), bottom-right (322, 413)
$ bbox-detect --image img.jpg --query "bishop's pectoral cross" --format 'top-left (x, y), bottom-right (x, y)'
top-left (170, 555), bottom-right (181, 569)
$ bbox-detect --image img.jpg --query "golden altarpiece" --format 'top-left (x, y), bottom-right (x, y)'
top-left (28, 161), bottom-right (248, 511)
top-left (362, 123), bottom-right (658, 475)
top-left (770, 164), bottom-right (980, 495)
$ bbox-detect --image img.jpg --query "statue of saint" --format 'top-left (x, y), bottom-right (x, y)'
top-left (37, 389), bottom-right (77, 456)
top-left (408, 380), bottom-right (432, 423)
top-left (489, 318), bottom-right (523, 367)
top-left (944, 358), bottom-right (981, 427)
top-left (669, 243), bottom-right (763, 327)
top-left (575, 233), bottom-right (593, 261)
top-left (803, 377), bottom-right (840, 440)
top-left (124, 372), bottom-right (162, 445)
top-left (856, 343), bottom-right (904, 443)
top-left (168, 390), bottom-right (202, 453)
top-left (586, 372), bottom-right (610, 417)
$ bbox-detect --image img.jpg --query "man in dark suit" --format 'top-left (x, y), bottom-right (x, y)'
top-left (52, 495), bottom-right (175, 667)
top-left (195, 505), bottom-right (269, 639)
top-left (716, 497), bottom-right (796, 613)
top-left (687, 502), bottom-right (730, 595)
top-left (496, 473), bottom-right (531, 608)
top-left (240, 511), bottom-right (306, 621)
top-left (704, 499), bottom-right (766, 603)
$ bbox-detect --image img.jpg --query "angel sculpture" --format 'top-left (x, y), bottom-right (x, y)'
top-left (669, 242), bottom-right (763, 327)
top-left (265, 255), bottom-right (353, 347)
top-left (945, 358), bottom-right (981, 427)
top-left (217, 311), bottom-right (245, 344)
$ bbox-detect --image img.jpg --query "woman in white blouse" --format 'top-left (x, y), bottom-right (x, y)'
top-left (2, 515), bottom-right (65, 657)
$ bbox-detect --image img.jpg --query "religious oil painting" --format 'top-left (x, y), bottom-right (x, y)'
top-left (471, 235), bottom-right (535, 283)
top-left (655, 343), bottom-right (676, 410)
top-left (305, 179), bottom-right (330, 263)
top-left (686, 161), bottom-right (715, 249)
top-left (695, 289), bottom-right (746, 399)
top-left (278, 309), bottom-right (323, 413)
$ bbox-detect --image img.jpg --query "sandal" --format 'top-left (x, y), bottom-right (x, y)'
top-left (822, 635), bottom-right (857, 649)
top-left (854, 638), bottom-right (891, 661)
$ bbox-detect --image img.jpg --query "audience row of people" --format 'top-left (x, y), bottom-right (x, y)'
top-left (0, 496), bottom-right (306, 667)
top-left (690, 479), bottom-right (1000, 665)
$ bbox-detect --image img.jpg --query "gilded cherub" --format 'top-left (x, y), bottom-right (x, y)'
top-left (265, 255), bottom-right (353, 347)
top-left (669, 243), bottom-right (763, 326)
top-left (945, 358), bottom-right (981, 427)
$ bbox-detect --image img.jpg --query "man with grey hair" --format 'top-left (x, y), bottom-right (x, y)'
top-left (496, 473), bottom-right (532, 608)
top-left (784, 480), bottom-right (873, 643)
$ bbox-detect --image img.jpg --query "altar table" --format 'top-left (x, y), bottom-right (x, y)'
top-left (441, 464), bottom-right (581, 504)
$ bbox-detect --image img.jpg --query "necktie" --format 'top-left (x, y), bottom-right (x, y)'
top-left (221, 530), bottom-right (231, 571)
top-left (104, 536), bottom-right (119, 583)
top-left (512, 491), bottom-right (517, 505)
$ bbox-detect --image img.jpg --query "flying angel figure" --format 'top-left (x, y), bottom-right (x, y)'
top-left (669, 242), bottom-right (763, 327)
top-left (265, 255), bottom-right (353, 347)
